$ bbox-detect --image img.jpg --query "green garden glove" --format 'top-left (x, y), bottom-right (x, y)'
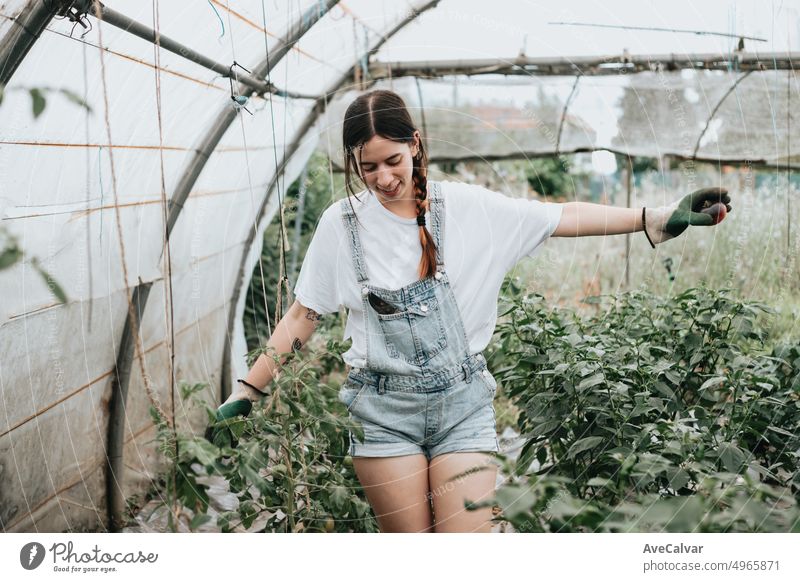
top-left (204, 397), bottom-right (254, 448)
top-left (643, 187), bottom-right (731, 247)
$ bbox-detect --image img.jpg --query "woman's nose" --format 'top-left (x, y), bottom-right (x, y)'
top-left (375, 167), bottom-right (394, 186)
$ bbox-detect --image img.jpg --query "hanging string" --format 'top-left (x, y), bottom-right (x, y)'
top-left (786, 13), bottom-right (792, 254)
top-left (414, 76), bottom-right (427, 150)
top-left (151, 0), bottom-right (180, 524)
top-left (360, 22), bottom-right (369, 83)
top-left (352, 17), bottom-right (360, 88)
top-left (92, 1), bottom-right (169, 426)
top-left (82, 40), bottom-right (93, 332)
top-left (260, 0), bottom-right (291, 329)
top-left (97, 146), bottom-right (104, 245)
top-left (207, 0), bottom-right (226, 41)
top-left (223, 1), bottom-right (274, 342)
top-left (274, 3), bottom-right (297, 324)
top-left (152, 0), bottom-right (177, 433)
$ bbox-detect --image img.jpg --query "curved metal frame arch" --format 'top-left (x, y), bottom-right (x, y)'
top-left (105, 0), bottom-right (340, 532)
top-left (0, 1), bottom-right (60, 84)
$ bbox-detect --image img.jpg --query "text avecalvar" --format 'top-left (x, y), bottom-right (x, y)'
top-left (643, 544), bottom-right (704, 554)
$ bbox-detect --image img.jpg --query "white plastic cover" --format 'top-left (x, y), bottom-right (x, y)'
top-left (0, 0), bottom-right (796, 532)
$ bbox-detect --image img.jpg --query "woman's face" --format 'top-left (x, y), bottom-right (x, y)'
top-left (355, 133), bottom-right (420, 207)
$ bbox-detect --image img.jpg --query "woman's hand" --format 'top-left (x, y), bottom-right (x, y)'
top-left (204, 382), bottom-right (265, 446)
top-left (644, 187), bottom-right (731, 247)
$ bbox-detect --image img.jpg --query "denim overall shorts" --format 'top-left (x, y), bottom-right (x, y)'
top-left (339, 181), bottom-right (500, 460)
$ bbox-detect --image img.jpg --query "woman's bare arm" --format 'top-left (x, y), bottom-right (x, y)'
top-left (225, 299), bottom-right (324, 403)
top-left (551, 201), bottom-right (644, 238)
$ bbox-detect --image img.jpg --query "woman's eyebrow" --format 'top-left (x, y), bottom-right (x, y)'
top-left (361, 153), bottom-right (402, 166)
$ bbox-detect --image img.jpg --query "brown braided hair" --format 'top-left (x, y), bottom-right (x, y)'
top-left (342, 90), bottom-right (437, 280)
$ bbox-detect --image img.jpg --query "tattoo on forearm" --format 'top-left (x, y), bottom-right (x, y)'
top-left (292, 337), bottom-right (302, 351)
top-left (305, 308), bottom-right (321, 322)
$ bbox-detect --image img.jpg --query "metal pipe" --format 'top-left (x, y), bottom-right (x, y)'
top-left (369, 52), bottom-right (800, 79)
top-left (325, 147), bottom-right (800, 171)
top-left (73, 0), bottom-right (316, 100)
top-left (0, 0), bottom-right (59, 85)
top-left (106, 281), bottom-right (151, 532)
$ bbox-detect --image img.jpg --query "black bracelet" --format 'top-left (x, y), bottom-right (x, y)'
top-left (642, 207), bottom-right (656, 249)
top-left (237, 378), bottom-right (265, 394)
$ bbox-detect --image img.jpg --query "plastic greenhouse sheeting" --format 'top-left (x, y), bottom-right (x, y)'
top-left (0, 0), bottom-right (436, 532)
top-left (0, 0), bottom-right (797, 533)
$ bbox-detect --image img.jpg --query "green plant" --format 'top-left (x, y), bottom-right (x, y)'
top-left (0, 84), bottom-right (91, 118)
top-left (0, 227), bottom-right (67, 303)
top-left (525, 157), bottom-right (572, 198)
top-left (243, 153), bottom-right (343, 349)
top-left (149, 326), bottom-right (377, 533)
top-left (486, 284), bottom-right (800, 532)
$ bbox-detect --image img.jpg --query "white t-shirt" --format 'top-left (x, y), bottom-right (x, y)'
top-left (293, 180), bottom-right (563, 367)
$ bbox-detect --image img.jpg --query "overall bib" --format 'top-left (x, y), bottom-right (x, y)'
top-left (339, 182), bottom-right (500, 460)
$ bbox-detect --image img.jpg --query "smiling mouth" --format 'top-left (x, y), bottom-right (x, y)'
top-left (376, 183), bottom-right (400, 196)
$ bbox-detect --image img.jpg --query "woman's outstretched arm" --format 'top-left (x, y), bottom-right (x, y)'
top-left (550, 188), bottom-right (731, 243)
top-left (225, 299), bottom-right (323, 404)
top-left (551, 202), bottom-right (643, 238)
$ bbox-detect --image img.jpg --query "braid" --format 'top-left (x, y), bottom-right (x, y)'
top-left (412, 158), bottom-right (437, 279)
top-left (340, 89), bottom-right (437, 280)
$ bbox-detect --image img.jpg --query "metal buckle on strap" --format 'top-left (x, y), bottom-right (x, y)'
top-left (377, 376), bottom-right (387, 394)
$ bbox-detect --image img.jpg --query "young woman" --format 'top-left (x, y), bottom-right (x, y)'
top-left (209, 90), bottom-right (731, 533)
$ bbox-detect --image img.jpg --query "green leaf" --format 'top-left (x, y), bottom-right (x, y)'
top-left (665, 467), bottom-right (690, 490)
top-left (29, 88), bottom-right (45, 118)
top-left (494, 485), bottom-right (538, 521)
top-left (684, 333), bottom-right (704, 350)
top-left (652, 381), bottom-right (676, 400)
top-left (664, 369), bottom-right (683, 385)
top-left (182, 438), bottom-right (219, 468)
top-left (587, 477), bottom-right (613, 488)
top-left (689, 351), bottom-right (705, 367)
top-left (31, 260), bottom-right (68, 303)
top-left (567, 436), bottom-right (605, 459)
top-left (531, 419), bottom-right (561, 437)
top-left (58, 88), bottom-right (92, 113)
top-left (578, 373), bottom-right (604, 390)
top-left (699, 376), bottom-right (725, 391)
top-left (189, 513), bottom-right (212, 531)
top-left (330, 484), bottom-right (349, 511)
top-left (718, 442), bottom-right (746, 473)
top-left (767, 425), bottom-right (794, 438)
top-left (0, 246), bottom-right (23, 270)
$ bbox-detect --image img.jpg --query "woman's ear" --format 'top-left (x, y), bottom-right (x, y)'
top-left (411, 131), bottom-right (421, 157)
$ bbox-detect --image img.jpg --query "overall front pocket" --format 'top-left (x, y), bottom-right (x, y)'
top-left (376, 294), bottom-right (447, 365)
top-left (339, 380), bottom-right (369, 413)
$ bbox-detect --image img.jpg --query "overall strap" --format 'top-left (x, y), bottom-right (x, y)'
top-left (340, 198), bottom-right (369, 284)
top-left (428, 181), bottom-right (445, 268)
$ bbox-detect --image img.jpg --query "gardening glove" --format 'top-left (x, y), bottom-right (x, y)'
top-left (643, 187), bottom-right (731, 248)
top-left (204, 379), bottom-right (264, 447)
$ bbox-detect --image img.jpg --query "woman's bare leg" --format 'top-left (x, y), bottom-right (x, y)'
top-left (428, 452), bottom-right (497, 533)
top-left (353, 454), bottom-right (434, 532)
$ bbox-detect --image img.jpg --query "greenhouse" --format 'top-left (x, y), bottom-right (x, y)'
top-left (0, 0), bottom-right (798, 536)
